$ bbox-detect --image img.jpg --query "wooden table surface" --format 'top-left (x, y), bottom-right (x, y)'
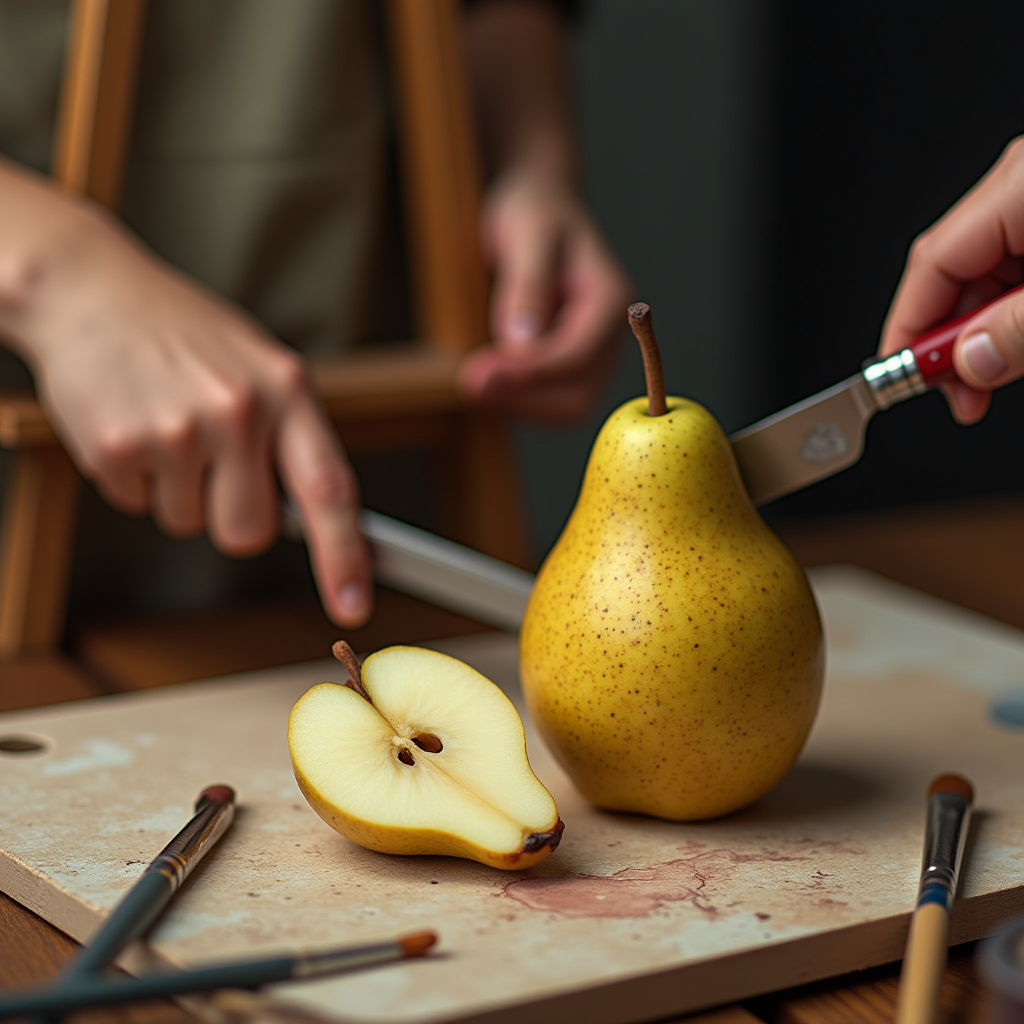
top-left (5, 494), bottom-right (1022, 1024)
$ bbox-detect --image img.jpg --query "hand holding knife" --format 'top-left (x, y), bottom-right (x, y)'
top-left (730, 281), bottom-right (1024, 506)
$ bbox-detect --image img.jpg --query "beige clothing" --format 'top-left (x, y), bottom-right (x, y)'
top-left (0, 0), bottom-right (405, 358)
top-left (122, 0), bottom-right (403, 355)
top-left (0, 0), bottom-right (411, 614)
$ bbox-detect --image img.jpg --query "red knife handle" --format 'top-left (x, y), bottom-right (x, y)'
top-left (910, 281), bottom-right (1024, 388)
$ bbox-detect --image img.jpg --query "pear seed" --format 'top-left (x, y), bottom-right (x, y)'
top-left (413, 733), bottom-right (443, 753)
top-left (397, 749), bottom-right (415, 766)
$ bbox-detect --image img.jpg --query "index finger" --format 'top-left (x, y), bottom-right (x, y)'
top-left (276, 393), bottom-right (372, 627)
top-left (881, 138), bottom-right (1024, 355)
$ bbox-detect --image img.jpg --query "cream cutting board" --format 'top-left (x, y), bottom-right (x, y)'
top-left (1, 566), bottom-right (1024, 1024)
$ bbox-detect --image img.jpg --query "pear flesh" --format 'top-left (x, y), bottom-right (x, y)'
top-left (520, 396), bottom-right (824, 821)
top-left (289, 646), bottom-right (563, 869)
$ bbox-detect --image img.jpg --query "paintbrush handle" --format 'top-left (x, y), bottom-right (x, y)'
top-left (65, 871), bottom-right (174, 978)
top-left (59, 787), bottom-right (234, 981)
top-left (896, 777), bottom-right (974, 1024)
top-left (31, 787), bottom-right (235, 1024)
top-left (0, 956), bottom-right (293, 1018)
top-left (0, 940), bottom-right (417, 1019)
top-left (895, 901), bottom-right (950, 1024)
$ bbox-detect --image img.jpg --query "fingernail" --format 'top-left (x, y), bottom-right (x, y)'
top-left (960, 332), bottom-right (1006, 384)
top-left (337, 584), bottom-right (369, 623)
top-left (505, 311), bottom-right (540, 351)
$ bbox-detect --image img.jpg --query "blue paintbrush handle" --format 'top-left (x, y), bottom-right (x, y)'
top-left (64, 871), bottom-right (174, 979)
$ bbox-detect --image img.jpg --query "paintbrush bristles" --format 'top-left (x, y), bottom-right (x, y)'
top-left (199, 785), bottom-right (235, 806)
top-left (399, 931), bottom-right (437, 957)
top-left (928, 773), bottom-right (974, 803)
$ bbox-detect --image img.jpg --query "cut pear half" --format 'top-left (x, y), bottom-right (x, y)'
top-left (288, 644), bottom-right (563, 870)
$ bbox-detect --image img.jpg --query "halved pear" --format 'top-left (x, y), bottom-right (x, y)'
top-left (288, 643), bottom-right (563, 870)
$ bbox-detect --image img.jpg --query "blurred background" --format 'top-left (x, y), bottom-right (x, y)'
top-left (3, 0), bottom-right (1024, 626)
top-left (520, 0), bottom-right (1024, 556)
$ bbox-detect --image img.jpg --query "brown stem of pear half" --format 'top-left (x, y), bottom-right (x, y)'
top-left (523, 819), bottom-right (566, 854)
top-left (627, 302), bottom-right (667, 416)
top-left (333, 640), bottom-right (371, 702)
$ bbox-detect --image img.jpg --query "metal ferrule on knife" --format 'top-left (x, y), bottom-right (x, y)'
top-left (862, 349), bottom-right (927, 410)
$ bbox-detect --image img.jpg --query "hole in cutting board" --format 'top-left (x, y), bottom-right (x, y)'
top-left (0, 735), bottom-right (48, 755)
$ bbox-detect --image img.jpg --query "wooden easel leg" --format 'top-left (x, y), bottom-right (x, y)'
top-left (435, 413), bottom-right (531, 570)
top-left (0, 448), bottom-right (81, 658)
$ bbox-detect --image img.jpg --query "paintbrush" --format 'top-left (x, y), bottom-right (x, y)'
top-left (895, 773), bottom-right (975, 1024)
top-left (0, 931), bottom-right (437, 1018)
top-left (48, 784), bottom-right (236, 990)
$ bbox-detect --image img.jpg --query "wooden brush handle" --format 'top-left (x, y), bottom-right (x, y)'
top-left (895, 902), bottom-right (951, 1024)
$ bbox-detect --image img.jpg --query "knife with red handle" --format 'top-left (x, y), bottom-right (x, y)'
top-left (729, 283), bottom-right (1024, 505)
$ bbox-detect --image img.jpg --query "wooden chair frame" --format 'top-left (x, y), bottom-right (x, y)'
top-left (0, 0), bottom-right (528, 659)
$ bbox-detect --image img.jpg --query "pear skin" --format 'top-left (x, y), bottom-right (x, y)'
top-left (520, 395), bottom-right (824, 821)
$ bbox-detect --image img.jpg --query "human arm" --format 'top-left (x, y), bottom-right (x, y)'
top-left (880, 137), bottom-right (1024, 424)
top-left (0, 156), bottom-right (371, 626)
top-left (459, 0), bottom-right (633, 423)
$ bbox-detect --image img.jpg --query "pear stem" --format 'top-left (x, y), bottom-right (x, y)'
top-left (333, 640), bottom-right (370, 702)
top-left (627, 302), bottom-right (667, 417)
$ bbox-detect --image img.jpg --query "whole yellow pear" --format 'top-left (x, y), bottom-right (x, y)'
top-left (520, 304), bottom-right (824, 821)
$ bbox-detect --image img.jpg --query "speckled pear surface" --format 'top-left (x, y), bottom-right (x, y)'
top-left (520, 396), bottom-right (824, 820)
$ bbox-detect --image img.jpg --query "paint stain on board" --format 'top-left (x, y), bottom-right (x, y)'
top-left (991, 690), bottom-right (1024, 729)
top-left (41, 739), bottom-right (134, 777)
top-left (501, 847), bottom-right (808, 920)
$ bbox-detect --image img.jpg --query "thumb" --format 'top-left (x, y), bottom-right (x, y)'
top-left (955, 292), bottom-right (1024, 390)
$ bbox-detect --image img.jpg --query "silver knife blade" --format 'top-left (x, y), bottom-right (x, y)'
top-left (281, 503), bottom-right (533, 632)
top-left (359, 509), bottom-right (533, 632)
top-left (728, 373), bottom-right (877, 506)
top-left (728, 347), bottom-right (929, 505)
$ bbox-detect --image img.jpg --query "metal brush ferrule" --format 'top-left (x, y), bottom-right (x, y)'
top-left (918, 790), bottom-right (972, 912)
top-left (294, 942), bottom-right (398, 978)
top-left (862, 349), bottom-right (927, 410)
top-left (152, 793), bottom-right (235, 889)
